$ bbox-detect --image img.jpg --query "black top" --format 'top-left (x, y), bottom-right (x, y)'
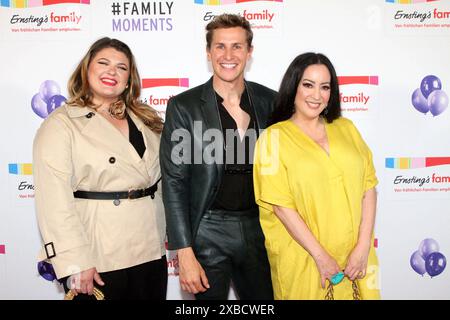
top-left (211, 89), bottom-right (259, 211)
top-left (127, 114), bottom-right (146, 158)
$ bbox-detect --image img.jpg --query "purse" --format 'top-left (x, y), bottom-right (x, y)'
top-left (324, 280), bottom-right (361, 300)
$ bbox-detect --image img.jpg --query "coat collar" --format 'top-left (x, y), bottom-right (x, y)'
top-left (65, 104), bottom-right (93, 118)
top-left (68, 104), bottom-right (159, 183)
top-left (65, 104), bottom-right (148, 133)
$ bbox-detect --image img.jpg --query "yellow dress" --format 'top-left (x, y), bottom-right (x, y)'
top-left (253, 117), bottom-right (380, 300)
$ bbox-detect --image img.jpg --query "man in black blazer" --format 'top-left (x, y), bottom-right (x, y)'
top-left (160, 13), bottom-right (275, 300)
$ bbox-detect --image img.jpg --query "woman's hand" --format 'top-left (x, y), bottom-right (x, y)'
top-left (344, 242), bottom-right (370, 281)
top-left (70, 268), bottom-right (105, 296)
top-left (313, 251), bottom-right (341, 288)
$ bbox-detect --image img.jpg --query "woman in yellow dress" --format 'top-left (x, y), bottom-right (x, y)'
top-left (253, 52), bottom-right (380, 300)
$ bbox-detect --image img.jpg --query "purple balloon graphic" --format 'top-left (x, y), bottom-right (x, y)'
top-left (410, 250), bottom-right (427, 276)
top-left (428, 90), bottom-right (449, 117)
top-left (47, 94), bottom-right (66, 115)
top-left (411, 88), bottom-right (429, 114)
top-left (39, 80), bottom-right (61, 103)
top-left (37, 261), bottom-right (57, 282)
top-left (421, 75), bottom-right (442, 99)
top-left (31, 93), bottom-right (49, 118)
top-left (419, 238), bottom-right (440, 260)
top-left (425, 252), bottom-right (447, 277)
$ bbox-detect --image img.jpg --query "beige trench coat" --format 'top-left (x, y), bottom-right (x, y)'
top-left (33, 104), bottom-right (166, 279)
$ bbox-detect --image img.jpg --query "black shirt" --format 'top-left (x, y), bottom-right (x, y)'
top-left (127, 114), bottom-right (146, 158)
top-left (211, 89), bottom-right (259, 211)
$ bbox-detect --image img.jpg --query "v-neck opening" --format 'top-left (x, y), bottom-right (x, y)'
top-left (95, 111), bottom-right (147, 162)
top-left (127, 115), bottom-right (146, 159)
top-left (287, 119), bottom-right (331, 158)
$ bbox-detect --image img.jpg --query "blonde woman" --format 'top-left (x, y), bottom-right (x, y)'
top-left (33, 37), bottom-right (167, 300)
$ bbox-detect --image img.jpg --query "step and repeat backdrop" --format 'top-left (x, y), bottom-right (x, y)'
top-left (0, 0), bottom-right (449, 300)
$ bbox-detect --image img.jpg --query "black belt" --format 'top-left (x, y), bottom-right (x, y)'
top-left (73, 181), bottom-right (159, 203)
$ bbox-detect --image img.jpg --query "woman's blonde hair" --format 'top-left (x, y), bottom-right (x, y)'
top-left (66, 37), bottom-right (163, 133)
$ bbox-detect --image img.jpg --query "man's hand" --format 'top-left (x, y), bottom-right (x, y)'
top-left (177, 247), bottom-right (210, 294)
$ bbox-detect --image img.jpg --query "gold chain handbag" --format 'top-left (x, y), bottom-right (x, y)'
top-left (64, 287), bottom-right (105, 300)
top-left (324, 280), bottom-right (361, 300)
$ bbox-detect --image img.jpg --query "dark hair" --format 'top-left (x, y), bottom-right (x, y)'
top-left (66, 37), bottom-right (163, 133)
top-left (270, 52), bottom-right (341, 125)
top-left (205, 13), bottom-right (253, 49)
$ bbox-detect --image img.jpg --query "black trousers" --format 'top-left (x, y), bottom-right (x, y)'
top-left (60, 256), bottom-right (168, 300)
top-left (194, 209), bottom-right (273, 300)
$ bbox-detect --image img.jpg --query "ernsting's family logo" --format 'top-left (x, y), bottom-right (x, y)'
top-left (140, 78), bottom-right (189, 119)
top-left (3, 0), bottom-right (90, 34)
top-left (385, 157), bottom-right (450, 195)
top-left (338, 76), bottom-right (379, 114)
top-left (8, 163), bottom-right (35, 201)
top-left (384, 0), bottom-right (450, 34)
top-left (195, 0), bottom-right (284, 34)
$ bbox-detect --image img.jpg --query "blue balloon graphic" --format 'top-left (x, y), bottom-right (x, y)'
top-left (46, 94), bottom-right (66, 115)
top-left (420, 75), bottom-right (442, 99)
top-left (425, 252), bottom-right (447, 277)
top-left (410, 250), bottom-right (426, 276)
top-left (37, 261), bottom-right (57, 282)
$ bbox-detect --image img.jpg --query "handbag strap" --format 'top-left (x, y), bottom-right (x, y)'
top-left (324, 280), bottom-right (361, 300)
top-left (64, 287), bottom-right (105, 300)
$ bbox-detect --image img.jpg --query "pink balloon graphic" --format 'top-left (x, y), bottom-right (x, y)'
top-left (31, 93), bottom-right (49, 118)
top-left (39, 80), bottom-right (61, 103)
top-left (411, 88), bottom-right (429, 114)
top-left (428, 90), bottom-right (449, 117)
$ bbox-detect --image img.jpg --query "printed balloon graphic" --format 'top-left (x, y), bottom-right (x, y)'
top-left (37, 261), bottom-right (57, 282)
top-left (419, 238), bottom-right (439, 259)
top-left (410, 250), bottom-right (426, 276)
top-left (47, 94), bottom-right (66, 114)
top-left (31, 80), bottom-right (66, 118)
top-left (31, 93), bottom-right (49, 119)
top-left (39, 80), bottom-right (61, 102)
top-left (411, 75), bottom-right (448, 117)
top-left (428, 90), bottom-right (449, 117)
top-left (425, 252), bottom-right (447, 277)
top-left (411, 88), bottom-right (429, 114)
top-left (420, 75), bottom-right (442, 99)
top-left (411, 238), bottom-right (446, 278)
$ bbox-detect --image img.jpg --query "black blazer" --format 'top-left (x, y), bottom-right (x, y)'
top-left (160, 77), bottom-right (276, 250)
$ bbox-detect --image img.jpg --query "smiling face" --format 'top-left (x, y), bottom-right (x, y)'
top-left (87, 47), bottom-right (130, 106)
top-left (294, 64), bottom-right (331, 121)
top-left (207, 27), bottom-right (253, 87)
